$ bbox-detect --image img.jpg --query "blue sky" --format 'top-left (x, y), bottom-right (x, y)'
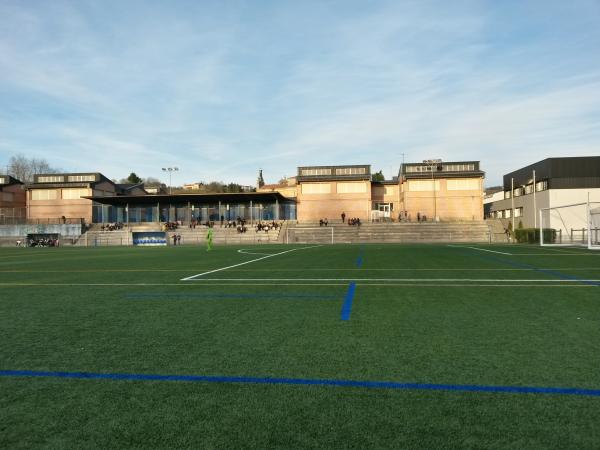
top-left (1, 0), bottom-right (599, 186)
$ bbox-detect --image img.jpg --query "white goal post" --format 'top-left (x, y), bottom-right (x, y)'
top-left (286, 227), bottom-right (334, 244)
top-left (539, 199), bottom-right (600, 249)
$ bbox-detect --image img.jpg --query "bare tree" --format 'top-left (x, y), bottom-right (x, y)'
top-left (8, 154), bottom-right (62, 183)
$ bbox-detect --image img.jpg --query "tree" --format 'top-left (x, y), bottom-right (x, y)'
top-left (126, 172), bottom-right (143, 184)
top-left (8, 154), bottom-right (62, 183)
top-left (372, 170), bottom-right (385, 182)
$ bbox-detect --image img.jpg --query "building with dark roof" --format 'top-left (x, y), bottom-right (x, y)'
top-left (489, 156), bottom-right (600, 231)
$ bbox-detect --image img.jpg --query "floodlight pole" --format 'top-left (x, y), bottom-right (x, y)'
top-left (162, 167), bottom-right (179, 194)
top-left (511, 177), bottom-right (515, 232)
top-left (588, 192), bottom-right (592, 249)
top-left (533, 170), bottom-right (537, 228)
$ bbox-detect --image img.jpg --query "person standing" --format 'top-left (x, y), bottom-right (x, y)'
top-left (206, 228), bottom-right (214, 251)
top-left (341, 212), bottom-right (346, 223)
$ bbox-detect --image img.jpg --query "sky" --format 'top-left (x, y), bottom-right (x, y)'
top-left (1, 0), bottom-right (599, 187)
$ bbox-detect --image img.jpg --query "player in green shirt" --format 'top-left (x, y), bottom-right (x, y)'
top-left (206, 227), bottom-right (213, 251)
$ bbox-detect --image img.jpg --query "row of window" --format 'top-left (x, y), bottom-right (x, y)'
top-left (30, 188), bottom-right (90, 201)
top-left (492, 208), bottom-right (523, 219)
top-left (37, 175), bottom-right (96, 183)
top-left (301, 182), bottom-right (369, 194)
top-left (300, 167), bottom-right (368, 176)
top-left (405, 163), bottom-right (476, 173)
top-left (406, 179), bottom-right (480, 192)
top-left (504, 180), bottom-right (548, 198)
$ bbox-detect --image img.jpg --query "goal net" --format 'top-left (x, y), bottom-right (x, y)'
top-left (286, 227), bottom-right (334, 244)
top-left (540, 201), bottom-right (600, 249)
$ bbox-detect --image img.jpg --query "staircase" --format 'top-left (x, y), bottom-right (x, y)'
top-left (288, 221), bottom-right (491, 244)
top-left (486, 219), bottom-right (509, 243)
top-left (166, 224), bottom-right (282, 245)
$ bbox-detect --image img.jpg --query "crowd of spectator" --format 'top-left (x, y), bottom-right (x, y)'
top-left (256, 221), bottom-right (281, 233)
top-left (101, 222), bottom-right (124, 231)
top-left (348, 218), bottom-right (361, 226)
top-left (28, 237), bottom-right (60, 247)
top-left (163, 221), bottom-right (179, 231)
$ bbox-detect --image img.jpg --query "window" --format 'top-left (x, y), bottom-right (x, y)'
top-left (337, 182), bottom-right (367, 193)
top-left (513, 187), bottom-right (523, 197)
top-left (525, 184), bottom-right (534, 194)
top-left (407, 180), bottom-right (440, 191)
top-left (301, 168), bottom-right (331, 176)
top-left (447, 179), bottom-right (480, 191)
top-left (31, 189), bottom-right (58, 200)
top-left (535, 180), bottom-right (548, 192)
top-left (0, 177), bottom-right (6, 184)
top-left (301, 183), bottom-right (331, 194)
top-left (504, 191), bottom-right (511, 199)
top-left (504, 209), bottom-right (512, 218)
top-left (62, 188), bottom-right (90, 199)
top-left (37, 176), bottom-right (63, 183)
top-left (67, 175), bottom-right (96, 182)
top-left (514, 207), bottom-right (523, 218)
top-left (442, 163), bottom-right (475, 172)
top-left (335, 167), bottom-right (367, 175)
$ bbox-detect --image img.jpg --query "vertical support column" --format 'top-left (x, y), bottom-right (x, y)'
top-left (539, 209), bottom-right (543, 246)
top-left (275, 198), bottom-right (279, 220)
top-left (533, 170), bottom-right (537, 228)
top-left (218, 201), bottom-right (222, 225)
top-left (250, 200), bottom-right (253, 224)
top-left (157, 202), bottom-right (160, 223)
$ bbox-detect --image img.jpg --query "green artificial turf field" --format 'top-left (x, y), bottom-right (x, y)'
top-left (1, 243), bottom-right (599, 448)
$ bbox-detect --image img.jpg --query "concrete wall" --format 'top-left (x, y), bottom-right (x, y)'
top-left (28, 187), bottom-right (94, 223)
top-left (0, 224), bottom-right (83, 237)
top-left (402, 178), bottom-right (483, 221)
top-left (297, 180), bottom-right (371, 222)
top-left (0, 184), bottom-right (26, 209)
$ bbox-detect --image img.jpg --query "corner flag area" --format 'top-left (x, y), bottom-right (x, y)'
top-left (1, 244), bottom-right (599, 448)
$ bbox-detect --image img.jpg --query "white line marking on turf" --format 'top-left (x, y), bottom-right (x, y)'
top-left (181, 245), bottom-right (323, 281)
top-left (181, 278), bottom-right (600, 282)
top-left (237, 249), bottom-right (277, 256)
top-left (447, 245), bottom-right (512, 255)
top-left (0, 283), bottom-right (593, 288)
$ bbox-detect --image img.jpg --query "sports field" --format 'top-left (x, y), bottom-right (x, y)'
top-left (1, 243), bottom-right (599, 448)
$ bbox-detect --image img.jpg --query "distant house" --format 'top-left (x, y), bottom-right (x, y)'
top-left (27, 173), bottom-right (146, 223)
top-left (0, 175), bottom-right (26, 222)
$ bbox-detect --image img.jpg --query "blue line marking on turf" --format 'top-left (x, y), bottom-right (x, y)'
top-left (356, 246), bottom-right (365, 268)
top-left (1, 369), bottom-right (599, 397)
top-left (125, 293), bottom-right (338, 301)
top-left (465, 251), bottom-right (600, 287)
top-left (341, 281), bottom-right (356, 321)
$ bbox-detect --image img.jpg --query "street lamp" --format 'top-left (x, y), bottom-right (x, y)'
top-left (423, 159), bottom-right (442, 221)
top-left (162, 167), bottom-right (179, 194)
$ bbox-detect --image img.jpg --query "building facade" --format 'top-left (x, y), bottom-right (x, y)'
top-left (296, 165), bottom-right (373, 221)
top-left (489, 157), bottom-right (600, 231)
top-left (0, 175), bottom-right (26, 223)
top-left (26, 173), bottom-right (146, 223)
top-left (400, 161), bottom-right (485, 221)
